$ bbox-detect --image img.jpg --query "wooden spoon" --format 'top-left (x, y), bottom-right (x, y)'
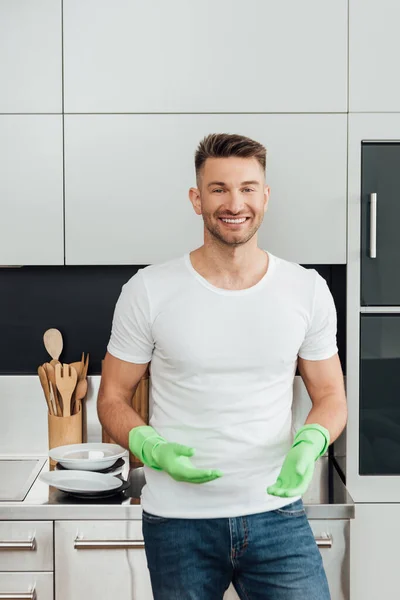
top-left (55, 363), bottom-right (77, 418)
top-left (37, 365), bottom-right (54, 415)
top-left (43, 328), bottom-right (63, 361)
top-left (44, 362), bottom-right (63, 416)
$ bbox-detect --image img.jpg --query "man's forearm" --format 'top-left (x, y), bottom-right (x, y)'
top-left (305, 393), bottom-right (347, 445)
top-left (97, 390), bottom-right (146, 449)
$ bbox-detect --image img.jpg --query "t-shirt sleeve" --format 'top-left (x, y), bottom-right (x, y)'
top-left (298, 271), bottom-right (338, 361)
top-left (107, 269), bottom-right (154, 364)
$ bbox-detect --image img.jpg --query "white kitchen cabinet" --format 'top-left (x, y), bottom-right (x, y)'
top-left (64, 113), bottom-right (346, 265)
top-left (0, 573), bottom-right (53, 600)
top-left (349, 0), bottom-right (400, 111)
top-left (63, 0), bottom-right (347, 113)
top-left (350, 503), bottom-right (400, 599)
top-left (55, 520), bottom-right (153, 600)
top-left (0, 116), bottom-right (64, 266)
top-left (0, 0), bottom-right (62, 113)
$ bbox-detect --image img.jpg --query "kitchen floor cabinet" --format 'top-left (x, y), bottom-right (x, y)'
top-left (0, 116), bottom-right (64, 266)
top-left (64, 113), bottom-right (346, 266)
top-left (54, 519), bottom-right (239, 599)
top-left (0, 521), bottom-right (54, 600)
top-left (54, 518), bottom-right (347, 599)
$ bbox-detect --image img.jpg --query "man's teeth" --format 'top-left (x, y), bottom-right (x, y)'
top-left (221, 218), bottom-right (247, 223)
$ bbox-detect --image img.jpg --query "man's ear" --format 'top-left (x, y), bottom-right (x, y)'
top-left (189, 187), bottom-right (202, 216)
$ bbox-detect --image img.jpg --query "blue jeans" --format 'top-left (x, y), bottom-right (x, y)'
top-left (142, 498), bottom-right (331, 600)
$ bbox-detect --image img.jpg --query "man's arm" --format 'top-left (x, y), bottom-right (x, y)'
top-left (97, 351), bottom-right (149, 449)
top-left (297, 352), bottom-right (347, 444)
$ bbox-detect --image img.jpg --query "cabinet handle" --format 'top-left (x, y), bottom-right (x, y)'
top-left (0, 539), bottom-right (36, 551)
top-left (0, 593), bottom-right (36, 599)
top-left (369, 192), bottom-right (377, 258)
top-left (315, 535), bottom-right (333, 549)
top-left (74, 537), bottom-right (145, 550)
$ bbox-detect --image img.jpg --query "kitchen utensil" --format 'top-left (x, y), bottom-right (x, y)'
top-left (82, 352), bottom-right (89, 379)
top-left (44, 362), bottom-right (63, 416)
top-left (55, 363), bottom-right (78, 417)
top-left (49, 442), bottom-right (127, 471)
top-left (69, 361), bottom-right (82, 379)
top-left (43, 328), bottom-right (63, 361)
top-left (72, 377), bottom-right (88, 415)
top-left (37, 365), bottom-right (54, 415)
top-left (39, 470), bottom-right (123, 494)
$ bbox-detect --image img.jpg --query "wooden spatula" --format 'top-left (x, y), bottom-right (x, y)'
top-left (43, 328), bottom-right (63, 362)
top-left (55, 363), bottom-right (77, 417)
top-left (37, 365), bottom-right (54, 415)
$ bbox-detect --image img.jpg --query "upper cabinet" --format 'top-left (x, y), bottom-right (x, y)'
top-left (63, 0), bottom-right (347, 113)
top-left (64, 113), bottom-right (346, 265)
top-left (0, 116), bottom-right (64, 266)
top-left (0, 1), bottom-right (62, 113)
top-left (349, 0), bottom-right (400, 111)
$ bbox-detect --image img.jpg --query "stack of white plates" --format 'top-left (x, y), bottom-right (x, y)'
top-left (40, 443), bottom-right (129, 497)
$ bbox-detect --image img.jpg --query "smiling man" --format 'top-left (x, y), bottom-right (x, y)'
top-left (98, 133), bottom-right (347, 600)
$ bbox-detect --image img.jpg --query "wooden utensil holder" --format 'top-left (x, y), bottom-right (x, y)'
top-left (102, 368), bottom-right (150, 466)
top-left (48, 405), bottom-right (83, 468)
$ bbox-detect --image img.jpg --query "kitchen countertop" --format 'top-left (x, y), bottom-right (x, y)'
top-left (0, 455), bottom-right (354, 520)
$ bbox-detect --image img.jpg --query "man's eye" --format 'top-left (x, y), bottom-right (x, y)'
top-left (212, 189), bottom-right (224, 193)
top-left (243, 188), bottom-right (254, 193)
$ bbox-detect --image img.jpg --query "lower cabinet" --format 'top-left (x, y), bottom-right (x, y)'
top-left (350, 504), bottom-right (400, 599)
top-left (55, 518), bottom-right (348, 599)
top-left (0, 572), bottom-right (53, 599)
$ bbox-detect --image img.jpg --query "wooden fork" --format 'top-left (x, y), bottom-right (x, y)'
top-left (55, 363), bottom-right (78, 417)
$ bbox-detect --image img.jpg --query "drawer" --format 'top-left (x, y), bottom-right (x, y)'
top-left (0, 522), bottom-right (53, 572)
top-left (0, 572), bottom-right (53, 600)
top-left (309, 519), bottom-right (350, 600)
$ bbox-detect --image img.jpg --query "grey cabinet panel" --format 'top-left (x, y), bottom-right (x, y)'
top-left (0, 0), bottom-right (62, 113)
top-left (0, 116), bottom-right (64, 266)
top-left (350, 0), bottom-right (400, 111)
top-left (64, 114), bottom-right (346, 265)
top-left (361, 143), bottom-right (400, 306)
top-left (63, 0), bottom-right (347, 113)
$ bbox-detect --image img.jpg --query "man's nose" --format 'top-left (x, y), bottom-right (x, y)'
top-left (225, 192), bottom-right (245, 214)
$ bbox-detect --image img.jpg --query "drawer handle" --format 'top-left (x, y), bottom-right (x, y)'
top-left (0, 539), bottom-right (36, 551)
top-left (74, 537), bottom-right (144, 550)
top-left (369, 192), bottom-right (377, 258)
top-left (315, 535), bottom-right (333, 549)
top-left (0, 592), bottom-right (36, 599)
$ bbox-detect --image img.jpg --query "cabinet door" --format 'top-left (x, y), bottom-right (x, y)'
top-left (55, 520), bottom-right (153, 600)
top-left (361, 143), bottom-right (400, 306)
top-left (63, 0), bottom-right (347, 113)
top-left (350, 504), bottom-right (400, 599)
top-left (64, 114), bottom-right (346, 265)
top-left (0, 0), bottom-right (62, 113)
top-left (309, 520), bottom-right (349, 600)
top-left (359, 314), bottom-right (400, 476)
top-left (350, 0), bottom-right (400, 111)
top-left (0, 116), bottom-right (64, 266)
top-left (0, 573), bottom-right (53, 600)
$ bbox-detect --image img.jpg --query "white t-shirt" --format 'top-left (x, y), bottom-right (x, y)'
top-left (107, 251), bottom-right (338, 518)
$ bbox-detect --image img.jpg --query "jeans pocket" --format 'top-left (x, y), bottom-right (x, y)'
top-left (274, 499), bottom-right (306, 517)
top-left (142, 509), bottom-right (170, 524)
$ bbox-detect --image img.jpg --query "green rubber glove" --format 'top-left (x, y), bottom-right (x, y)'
top-left (129, 425), bottom-right (223, 484)
top-left (267, 424), bottom-right (330, 498)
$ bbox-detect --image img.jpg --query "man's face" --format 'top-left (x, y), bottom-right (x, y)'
top-left (189, 157), bottom-right (269, 247)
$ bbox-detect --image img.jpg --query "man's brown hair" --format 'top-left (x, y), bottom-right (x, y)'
top-left (194, 133), bottom-right (267, 187)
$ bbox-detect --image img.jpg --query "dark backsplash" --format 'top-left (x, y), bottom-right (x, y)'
top-left (0, 264), bottom-right (346, 375)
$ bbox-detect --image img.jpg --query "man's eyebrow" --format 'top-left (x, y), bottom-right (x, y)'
top-left (207, 180), bottom-right (261, 188)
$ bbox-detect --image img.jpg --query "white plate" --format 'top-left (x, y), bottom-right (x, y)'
top-left (48, 443), bottom-right (128, 471)
top-left (39, 470), bottom-right (123, 493)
